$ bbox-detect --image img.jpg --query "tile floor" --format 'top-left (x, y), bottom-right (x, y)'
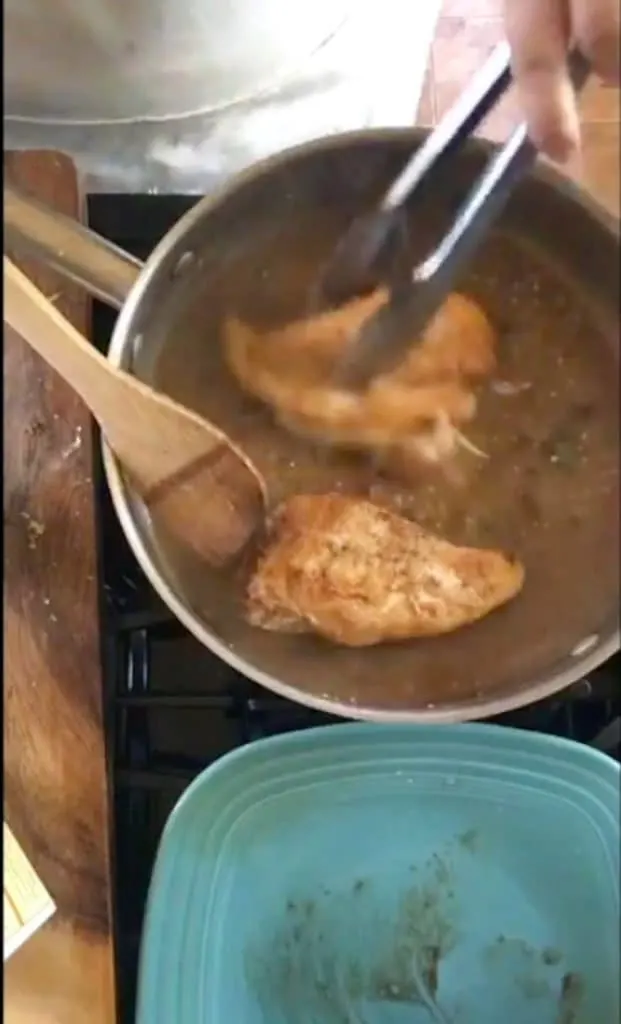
top-left (418, 0), bottom-right (620, 215)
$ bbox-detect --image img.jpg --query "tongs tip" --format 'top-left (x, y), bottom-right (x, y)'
top-left (309, 209), bottom-right (408, 313)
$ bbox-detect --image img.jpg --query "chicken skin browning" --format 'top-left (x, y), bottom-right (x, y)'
top-left (224, 290), bottom-right (496, 466)
top-left (248, 494), bottom-right (524, 647)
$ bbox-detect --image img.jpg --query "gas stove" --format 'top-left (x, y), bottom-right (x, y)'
top-left (87, 194), bottom-right (620, 1024)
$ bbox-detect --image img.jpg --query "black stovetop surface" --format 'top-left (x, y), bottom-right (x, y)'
top-left (86, 194), bottom-right (620, 1024)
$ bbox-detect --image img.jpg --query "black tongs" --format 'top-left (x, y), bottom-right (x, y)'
top-left (319, 43), bottom-right (590, 389)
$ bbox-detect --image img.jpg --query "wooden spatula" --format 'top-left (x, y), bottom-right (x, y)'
top-left (4, 256), bottom-right (267, 566)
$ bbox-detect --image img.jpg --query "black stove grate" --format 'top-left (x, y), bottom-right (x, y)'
top-left (87, 195), bottom-right (620, 1024)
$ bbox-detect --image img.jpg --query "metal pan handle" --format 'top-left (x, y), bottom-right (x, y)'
top-left (4, 185), bottom-right (142, 309)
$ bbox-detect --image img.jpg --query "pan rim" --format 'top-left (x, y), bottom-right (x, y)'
top-left (103, 126), bottom-right (620, 723)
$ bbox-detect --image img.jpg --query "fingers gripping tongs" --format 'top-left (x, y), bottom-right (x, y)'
top-left (319, 43), bottom-right (590, 389)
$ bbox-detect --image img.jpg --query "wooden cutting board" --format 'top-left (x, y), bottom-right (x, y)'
top-left (4, 150), bottom-right (116, 1024)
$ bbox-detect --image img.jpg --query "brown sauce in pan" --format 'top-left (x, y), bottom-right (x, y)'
top-left (151, 217), bottom-right (619, 712)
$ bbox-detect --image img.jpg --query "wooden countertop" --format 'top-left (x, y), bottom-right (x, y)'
top-left (4, 151), bottom-right (116, 1024)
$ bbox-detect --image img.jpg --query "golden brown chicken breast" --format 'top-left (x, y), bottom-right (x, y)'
top-left (224, 290), bottom-right (496, 467)
top-left (248, 494), bottom-right (525, 647)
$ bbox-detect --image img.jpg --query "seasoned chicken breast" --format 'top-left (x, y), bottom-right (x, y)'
top-left (224, 290), bottom-right (496, 466)
top-left (247, 494), bottom-right (525, 647)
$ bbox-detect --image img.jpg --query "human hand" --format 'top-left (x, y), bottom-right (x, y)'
top-left (504, 0), bottom-right (620, 162)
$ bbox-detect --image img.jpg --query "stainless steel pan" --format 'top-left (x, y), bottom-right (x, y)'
top-left (5, 129), bottom-right (619, 722)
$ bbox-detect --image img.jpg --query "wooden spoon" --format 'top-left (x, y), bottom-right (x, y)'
top-left (4, 256), bottom-right (267, 566)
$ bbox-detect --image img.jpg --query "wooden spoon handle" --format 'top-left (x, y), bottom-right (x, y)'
top-left (4, 256), bottom-right (138, 422)
top-left (4, 257), bottom-right (266, 565)
top-left (3, 256), bottom-right (249, 481)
